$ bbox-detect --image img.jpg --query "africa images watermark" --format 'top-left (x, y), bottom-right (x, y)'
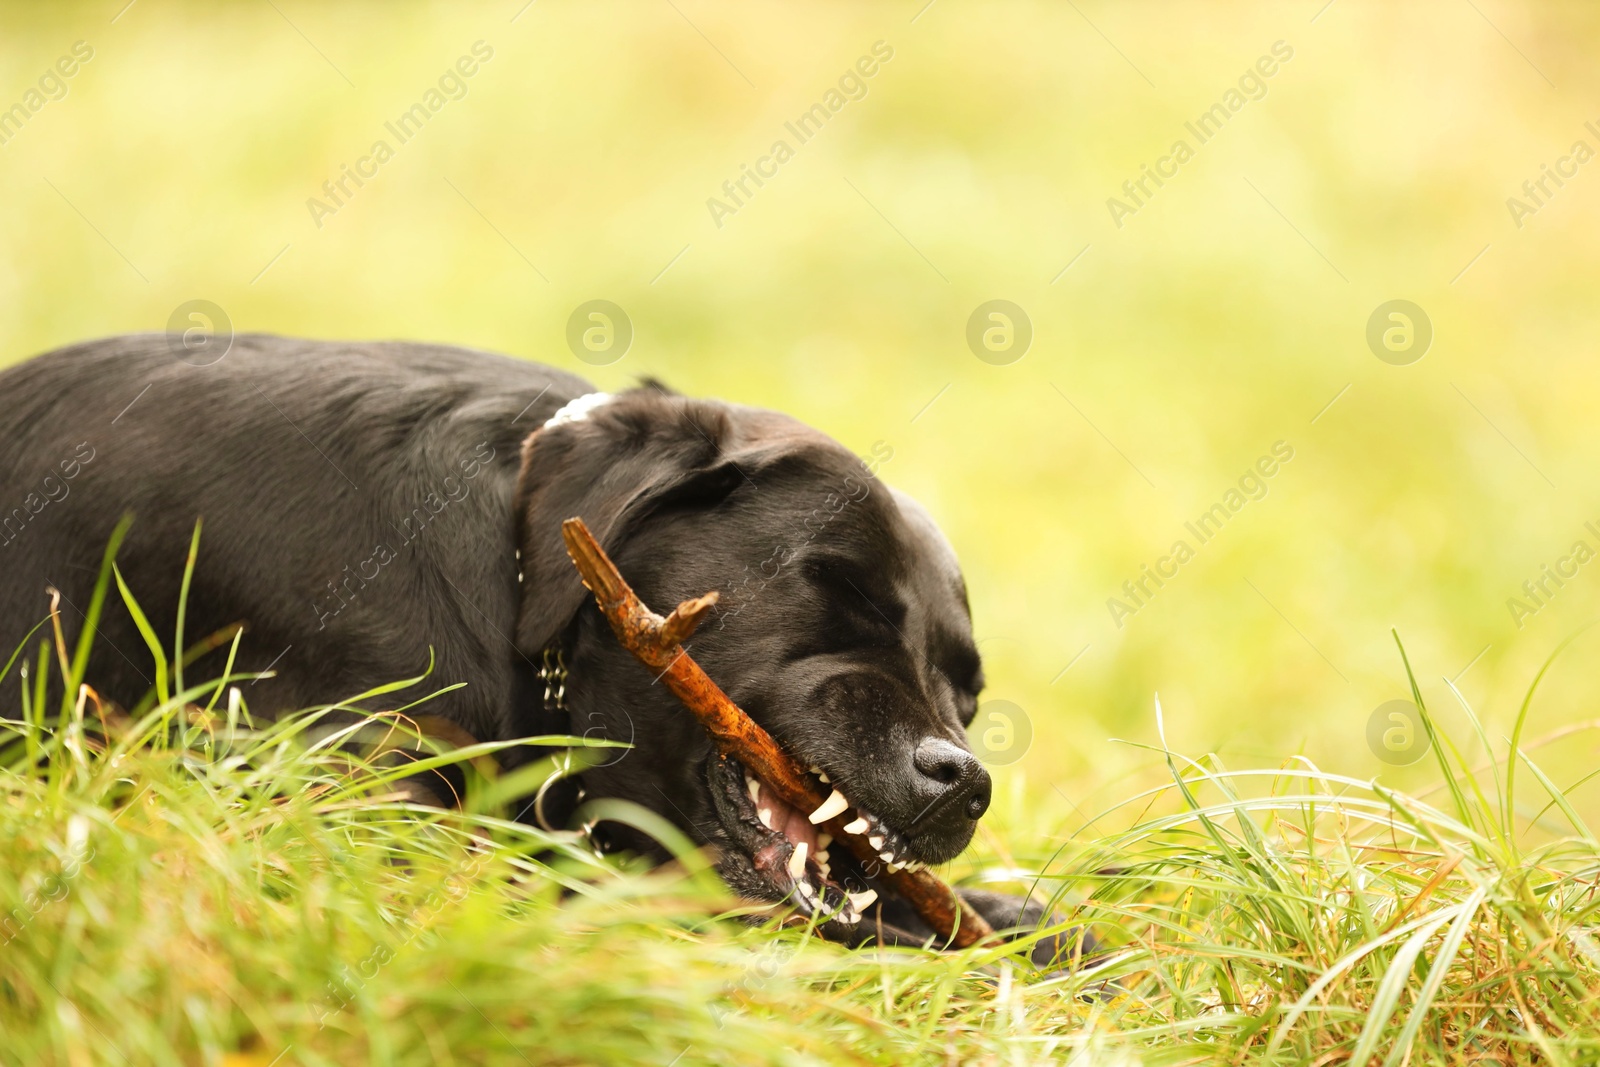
top-left (306, 41), bottom-right (495, 229)
top-left (307, 850), bottom-right (488, 1032)
top-left (705, 40), bottom-right (896, 229)
top-left (0, 442), bottom-right (96, 550)
top-left (709, 939), bottom-right (798, 1031)
top-left (966, 300), bottom-right (1032, 366)
top-left (1, 818), bottom-right (93, 947)
top-left (1106, 40), bottom-right (1295, 228)
top-left (311, 442), bottom-right (497, 629)
top-left (1366, 299), bottom-right (1432, 366)
top-left (0, 40), bottom-right (94, 149)
top-left (714, 440), bottom-right (894, 632)
top-left (1504, 518), bottom-right (1600, 629)
top-left (1505, 118), bottom-right (1600, 229)
top-left (1366, 699), bottom-right (1431, 766)
top-left (565, 300), bottom-right (633, 366)
top-left (1107, 441), bottom-right (1296, 628)
top-left (967, 699), bottom-right (1032, 766)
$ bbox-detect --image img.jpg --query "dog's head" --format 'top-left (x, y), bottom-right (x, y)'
top-left (514, 388), bottom-right (989, 921)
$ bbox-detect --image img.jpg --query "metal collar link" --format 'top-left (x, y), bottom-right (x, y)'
top-left (538, 644), bottom-right (568, 714)
top-left (532, 748), bottom-right (586, 836)
top-left (532, 641), bottom-right (600, 852)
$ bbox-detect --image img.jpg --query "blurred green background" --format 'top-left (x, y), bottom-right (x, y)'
top-left (4, 1), bottom-right (1599, 827)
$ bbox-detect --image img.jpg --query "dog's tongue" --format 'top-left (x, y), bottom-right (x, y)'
top-left (756, 781), bottom-right (819, 853)
top-left (775, 802), bottom-right (819, 853)
top-left (750, 786), bottom-right (823, 888)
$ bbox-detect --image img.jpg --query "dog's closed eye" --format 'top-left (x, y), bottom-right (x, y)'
top-left (929, 629), bottom-right (983, 726)
top-left (802, 555), bottom-right (908, 627)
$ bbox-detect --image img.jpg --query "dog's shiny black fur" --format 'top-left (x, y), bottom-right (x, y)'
top-left (0, 334), bottom-right (1073, 964)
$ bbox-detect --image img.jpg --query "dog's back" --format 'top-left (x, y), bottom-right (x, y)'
top-left (0, 334), bottom-right (588, 737)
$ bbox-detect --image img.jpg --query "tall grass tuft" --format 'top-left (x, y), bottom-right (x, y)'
top-left (4, 528), bottom-right (1599, 1064)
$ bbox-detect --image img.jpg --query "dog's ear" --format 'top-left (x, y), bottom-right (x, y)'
top-left (512, 391), bottom-right (743, 654)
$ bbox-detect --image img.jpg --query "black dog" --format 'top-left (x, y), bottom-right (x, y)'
top-left (0, 333), bottom-right (1066, 957)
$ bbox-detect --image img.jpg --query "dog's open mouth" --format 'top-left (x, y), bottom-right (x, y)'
top-left (706, 754), bottom-right (927, 926)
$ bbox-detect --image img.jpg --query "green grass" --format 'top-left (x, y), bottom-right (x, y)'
top-left (6, 531), bottom-right (1600, 1065)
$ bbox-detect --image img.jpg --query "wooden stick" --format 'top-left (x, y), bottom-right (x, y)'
top-left (561, 517), bottom-right (993, 948)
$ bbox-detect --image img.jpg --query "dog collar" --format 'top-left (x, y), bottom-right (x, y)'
top-left (514, 392), bottom-right (609, 585)
top-left (521, 390), bottom-right (608, 846)
top-left (542, 391), bottom-right (612, 430)
top-left (531, 642), bottom-right (586, 832)
top-left (531, 638), bottom-right (607, 855)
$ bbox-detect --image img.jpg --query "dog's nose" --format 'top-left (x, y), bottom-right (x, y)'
top-left (912, 737), bottom-right (992, 821)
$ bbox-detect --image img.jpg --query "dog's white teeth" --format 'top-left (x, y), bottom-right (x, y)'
top-left (842, 817), bottom-right (870, 835)
top-left (888, 861), bottom-right (905, 873)
top-left (807, 789), bottom-right (849, 825)
top-left (794, 880), bottom-right (817, 904)
top-left (816, 833), bottom-right (832, 850)
top-left (904, 861), bottom-right (923, 873)
top-left (788, 841), bottom-right (808, 879)
top-left (847, 889), bottom-right (878, 911)
top-left (868, 834), bottom-right (885, 850)
top-left (747, 776), bottom-right (761, 803)
top-left (818, 772), bottom-right (830, 783)
top-left (879, 851), bottom-right (894, 863)
top-left (757, 807), bottom-right (775, 830)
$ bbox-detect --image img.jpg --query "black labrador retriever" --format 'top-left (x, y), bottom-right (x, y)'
top-left (0, 334), bottom-right (1066, 958)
